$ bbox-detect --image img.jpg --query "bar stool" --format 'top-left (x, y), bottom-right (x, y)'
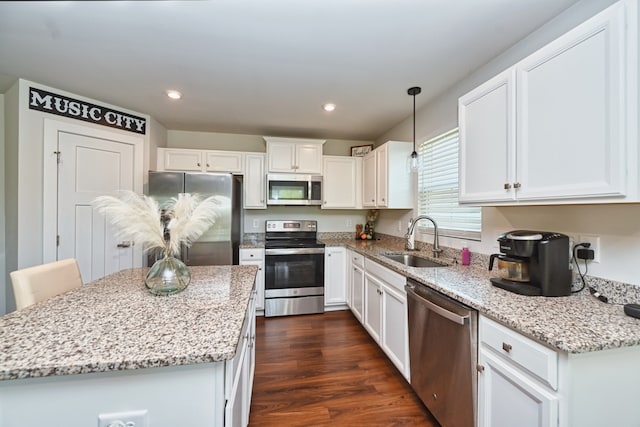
top-left (10, 258), bottom-right (83, 310)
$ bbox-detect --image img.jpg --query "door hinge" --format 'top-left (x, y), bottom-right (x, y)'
top-left (54, 151), bottom-right (61, 164)
top-left (56, 235), bottom-right (60, 246)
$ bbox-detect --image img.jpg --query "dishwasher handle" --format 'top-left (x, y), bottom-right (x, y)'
top-left (406, 283), bottom-right (470, 325)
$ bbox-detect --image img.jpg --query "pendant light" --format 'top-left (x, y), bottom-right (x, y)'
top-left (407, 86), bottom-right (421, 173)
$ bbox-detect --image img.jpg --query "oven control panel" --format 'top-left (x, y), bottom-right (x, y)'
top-left (266, 220), bottom-right (317, 232)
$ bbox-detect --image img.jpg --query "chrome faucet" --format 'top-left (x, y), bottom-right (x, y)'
top-left (405, 215), bottom-right (443, 258)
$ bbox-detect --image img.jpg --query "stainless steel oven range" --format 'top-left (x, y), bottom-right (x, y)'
top-left (264, 220), bottom-right (325, 317)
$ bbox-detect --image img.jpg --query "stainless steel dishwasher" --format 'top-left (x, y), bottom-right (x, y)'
top-left (406, 279), bottom-right (477, 427)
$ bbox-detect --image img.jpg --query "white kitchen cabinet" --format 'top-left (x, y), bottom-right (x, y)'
top-left (225, 291), bottom-right (256, 427)
top-left (459, 69), bottom-right (516, 203)
top-left (322, 156), bottom-right (362, 209)
top-left (243, 153), bottom-right (267, 209)
top-left (364, 272), bottom-right (383, 343)
top-left (363, 259), bottom-right (410, 379)
top-left (477, 316), bottom-right (558, 427)
top-left (264, 136), bottom-right (325, 174)
top-left (239, 248), bottom-right (265, 312)
top-left (324, 246), bottom-right (347, 308)
top-left (478, 346), bottom-right (558, 427)
top-left (459, 0), bottom-right (637, 205)
top-left (157, 148), bottom-right (244, 173)
top-left (362, 141), bottom-right (413, 208)
top-left (349, 252), bottom-right (365, 322)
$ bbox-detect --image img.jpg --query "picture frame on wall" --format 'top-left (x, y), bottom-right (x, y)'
top-left (351, 144), bottom-right (373, 157)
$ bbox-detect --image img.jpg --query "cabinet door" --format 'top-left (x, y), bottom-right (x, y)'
top-left (381, 284), bottom-right (409, 380)
top-left (267, 142), bottom-right (296, 173)
top-left (515, 2), bottom-right (628, 201)
top-left (323, 156), bottom-right (358, 208)
top-left (324, 247), bottom-right (347, 306)
top-left (244, 154), bottom-right (266, 209)
top-left (163, 149), bottom-right (204, 171)
top-left (458, 69), bottom-right (516, 203)
top-left (240, 249), bottom-right (265, 311)
top-left (364, 273), bottom-right (382, 343)
top-left (205, 151), bottom-right (243, 173)
top-left (375, 146), bottom-right (388, 207)
top-left (362, 151), bottom-right (377, 207)
top-left (351, 264), bottom-right (365, 322)
top-left (295, 144), bottom-right (323, 174)
top-left (478, 348), bottom-right (558, 427)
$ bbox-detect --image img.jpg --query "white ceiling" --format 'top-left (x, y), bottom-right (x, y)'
top-left (0, 0), bottom-right (581, 141)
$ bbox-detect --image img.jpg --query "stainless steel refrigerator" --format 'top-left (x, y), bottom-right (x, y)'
top-left (147, 171), bottom-right (243, 266)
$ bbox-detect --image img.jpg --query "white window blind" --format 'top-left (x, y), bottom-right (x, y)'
top-left (417, 128), bottom-right (481, 240)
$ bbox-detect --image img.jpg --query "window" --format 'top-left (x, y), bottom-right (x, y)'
top-left (417, 128), bottom-right (481, 240)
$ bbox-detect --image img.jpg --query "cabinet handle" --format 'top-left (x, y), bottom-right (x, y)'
top-left (476, 364), bottom-right (485, 373)
top-left (503, 183), bottom-right (512, 190)
top-left (250, 254), bottom-right (254, 257)
top-left (514, 182), bottom-right (521, 189)
top-left (206, 163), bottom-right (210, 167)
top-left (502, 342), bottom-right (512, 352)
top-left (197, 162), bottom-right (201, 167)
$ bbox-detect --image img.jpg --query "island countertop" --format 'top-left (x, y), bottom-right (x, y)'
top-left (0, 265), bottom-right (258, 381)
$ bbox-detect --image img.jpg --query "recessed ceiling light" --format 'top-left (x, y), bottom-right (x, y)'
top-left (166, 90), bottom-right (182, 100)
top-left (322, 103), bottom-right (336, 112)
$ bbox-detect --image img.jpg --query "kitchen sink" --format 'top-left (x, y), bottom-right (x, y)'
top-left (382, 253), bottom-right (447, 268)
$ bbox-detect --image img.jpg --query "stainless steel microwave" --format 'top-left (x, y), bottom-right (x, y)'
top-left (266, 174), bottom-right (322, 206)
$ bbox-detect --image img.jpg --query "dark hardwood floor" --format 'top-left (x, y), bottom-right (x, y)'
top-left (249, 310), bottom-right (440, 426)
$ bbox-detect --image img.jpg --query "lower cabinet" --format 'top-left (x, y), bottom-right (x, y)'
top-left (349, 251), bottom-right (365, 322)
top-left (362, 259), bottom-right (410, 380)
top-left (324, 246), bottom-right (347, 308)
top-left (239, 249), bottom-right (265, 312)
top-left (225, 291), bottom-right (257, 427)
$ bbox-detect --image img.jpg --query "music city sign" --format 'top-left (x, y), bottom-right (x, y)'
top-left (29, 87), bottom-right (147, 135)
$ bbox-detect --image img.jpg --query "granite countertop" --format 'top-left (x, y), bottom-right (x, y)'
top-left (0, 265), bottom-right (258, 381)
top-left (322, 238), bottom-right (640, 354)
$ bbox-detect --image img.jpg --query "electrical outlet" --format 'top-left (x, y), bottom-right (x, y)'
top-left (98, 410), bottom-right (148, 427)
top-left (398, 220), bottom-right (402, 232)
top-left (346, 219), bottom-right (353, 227)
top-left (578, 234), bottom-right (600, 263)
top-left (252, 219), bottom-right (259, 230)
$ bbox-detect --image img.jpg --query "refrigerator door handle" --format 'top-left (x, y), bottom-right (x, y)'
top-left (117, 241), bottom-right (132, 248)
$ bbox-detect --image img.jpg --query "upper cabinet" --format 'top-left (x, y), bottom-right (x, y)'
top-left (459, 0), bottom-right (637, 205)
top-left (157, 148), bottom-right (244, 173)
top-left (362, 141), bottom-right (413, 209)
top-left (322, 156), bottom-right (362, 209)
top-left (264, 136), bottom-right (325, 174)
top-left (244, 153), bottom-right (267, 209)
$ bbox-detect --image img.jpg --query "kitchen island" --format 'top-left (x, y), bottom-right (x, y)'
top-left (0, 265), bottom-right (258, 427)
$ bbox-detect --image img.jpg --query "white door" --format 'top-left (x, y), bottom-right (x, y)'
top-left (57, 132), bottom-right (135, 282)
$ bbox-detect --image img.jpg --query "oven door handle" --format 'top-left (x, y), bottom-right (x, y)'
top-left (265, 248), bottom-right (325, 256)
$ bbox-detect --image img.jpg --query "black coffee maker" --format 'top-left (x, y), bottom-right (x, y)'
top-left (489, 230), bottom-right (571, 296)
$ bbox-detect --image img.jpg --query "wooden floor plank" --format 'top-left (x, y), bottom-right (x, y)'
top-left (249, 310), bottom-right (440, 427)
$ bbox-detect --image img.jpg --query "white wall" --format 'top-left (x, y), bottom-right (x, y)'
top-left (243, 206), bottom-right (368, 234)
top-left (3, 80), bottom-right (154, 313)
top-left (167, 129), bottom-right (371, 156)
top-left (375, 0), bottom-right (640, 286)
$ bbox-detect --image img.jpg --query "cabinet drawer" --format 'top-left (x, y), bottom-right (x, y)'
top-left (480, 316), bottom-right (558, 390)
top-left (365, 259), bottom-right (405, 292)
top-left (240, 248), bottom-right (264, 261)
top-left (351, 252), bottom-right (364, 268)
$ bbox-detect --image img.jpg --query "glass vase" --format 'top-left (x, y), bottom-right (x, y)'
top-left (145, 256), bottom-right (191, 295)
